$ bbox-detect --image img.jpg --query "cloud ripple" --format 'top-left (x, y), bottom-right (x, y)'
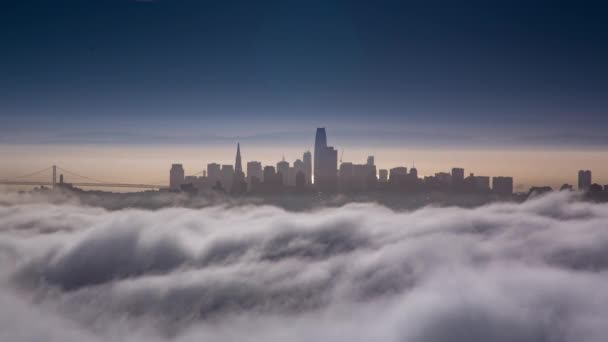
top-left (2, 191), bottom-right (608, 341)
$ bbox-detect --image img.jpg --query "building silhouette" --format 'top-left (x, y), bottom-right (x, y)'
top-left (578, 170), bottom-right (592, 190)
top-left (232, 143), bottom-right (247, 194)
top-left (464, 173), bottom-right (490, 193)
top-left (156, 128), bottom-right (531, 197)
top-left (303, 151), bottom-right (312, 184)
top-left (247, 161), bottom-right (263, 187)
top-left (492, 176), bottom-right (513, 195)
top-left (451, 168), bottom-right (464, 186)
top-left (435, 172), bottom-right (451, 186)
top-left (220, 164), bottom-right (234, 191)
top-left (389, 167), bottom-right (407, 181)
top-left (207, 163), bottom-right (221, 188)
top-left (169, 164), bottom-right (185, 191)
top-left (290, 159), bottom-right (305, 186)
top-left (379, 169), bottom-right (388, 183)
top-left (314, 128), bottom-right (338, 192)
top-left (314, 128), bottom-right (328, 184)
top-left (261, 165), bottom-right (282, 192)
top-left (409, 166), bottom-right (418, 180)
top-left (235, 143), bottom-right (243, 176)
top-left (276, 157), bottom-right (289, 186)
top-left (295, 170), bottom-right (306, 190)
top-left (339, 160), bottom-right (376, 192)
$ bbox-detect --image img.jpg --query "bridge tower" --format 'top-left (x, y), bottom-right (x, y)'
top-left (52, 165), bottom-right (57, 189)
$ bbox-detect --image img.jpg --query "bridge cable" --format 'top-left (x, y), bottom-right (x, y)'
top-left (56, 166), bottom-right (116, 185)
top-left (0, 166), bottom-right (53, 182)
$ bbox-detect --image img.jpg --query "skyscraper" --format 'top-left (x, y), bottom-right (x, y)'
top-left (492, 176), bottom-right (513, 195)
top-left (235, 143), bottom-right (243, 176)
top-left (207, 163), bottom-right (221, 186)
top-left (314, 128), bottom-right (338, 192)
top-left (451, 167), bottom-right (465, 187)
top-left (314, 128), bottom-right (327, 184)
top-left (221, 164), bottom-right (234, 190)
top-left (169, 164), bottom-right (185, 191)
top-left (409, 167), bottom-right (418, 180)
top-left (277, 158), bottom-right (289, 185)
top-left (303, 151), bottom-right (312, 184)
top-left (379, 169), bottom-right (388, 183)
top-left (246, 161), bottom-right (263, 184)
top-left (292, 159), bottom-right (305, 186)
top-left (578, 170), bottom-right (592, 190)
top-left (232, 143), bottom-right (246, 194)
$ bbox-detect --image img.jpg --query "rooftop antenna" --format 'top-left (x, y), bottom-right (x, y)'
top-left (339, 148), bottom-right (344, 163)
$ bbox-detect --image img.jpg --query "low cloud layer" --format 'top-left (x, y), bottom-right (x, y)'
top-left (2, 191), bottom-right (608, 341)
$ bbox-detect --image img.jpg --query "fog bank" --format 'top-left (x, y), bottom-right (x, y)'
top-left (2, 191), bottom-right (608, 341)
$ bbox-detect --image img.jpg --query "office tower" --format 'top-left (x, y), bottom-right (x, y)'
top-left (263, 166), bottom-right (277, 184)
top-left (303, 151), bottom-right (312, 184)
top-left (379, 169), bottom-right (388, 183)
top-left (221, 164), bottom-right (234, 190)
top-left (235, 143), bottom-right (243, 176)
top-left (468, 174), bottom-right (490, 192)
top-left (492, 176), bottom-right (513, 195)
top-left (451, 167), bottom-right (465, 184)
top-left (409, 167), bottom-right (418, 180)
top-left (292, 159), bottom-right (305, 186)
top-left (246, 161), bottom-right (263, 184)
top-left (367, 156), bottom-right (374, 166)
top-left (262, 165), bottom-right (282, 192)
top-left (578, 170), bottom-right (592, 190)
top-left (314, 128), bottom-right (327, 184)
top-left (339, 162), bottom-right (354, 190)
top-left (317, 146), bottom-right (338, 192)
top-left (389, 167), bottom-right (407, 181)
top-left (339, 160), bottom-right (376, 192)
top-left (231, 143), bottom-right (246, 194)
top-left (277, 158), bottom-right (289, 185)
top-left (207, 163), bottom-right (221, 185)
top-left (435, 172), bottom-right (451, 185)
top-left (295, 171), bottom-right (306, 190)
top-left (169, 164), bottom-right (185, 190)
top-left (356, 163), bottom-right (376, 190)
top-left (313, 128), bottom-right (338, 192)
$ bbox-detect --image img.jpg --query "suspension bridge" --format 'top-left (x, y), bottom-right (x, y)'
top-left (0, 165), bottom-right (171, 190)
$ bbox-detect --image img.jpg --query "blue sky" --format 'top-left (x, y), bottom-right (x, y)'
top-left (1, 0), bottom-right (608, 147)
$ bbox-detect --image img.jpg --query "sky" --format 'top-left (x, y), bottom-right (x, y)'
top-left (1, 0), bottom-right (608, 187)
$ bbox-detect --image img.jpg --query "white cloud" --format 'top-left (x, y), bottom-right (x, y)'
top-left (1, 191), bottom-right (608, 341)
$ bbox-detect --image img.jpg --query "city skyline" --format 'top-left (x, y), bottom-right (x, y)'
top-left (3, 127), bottom-right (606, 195)
top-left (2, 146), bottom-right (608, 193)
top-left (163, 128), bottom-right (603, 196)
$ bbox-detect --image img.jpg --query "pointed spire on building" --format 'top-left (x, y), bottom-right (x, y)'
top-left (235, 143), bottom-right (242, 175)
